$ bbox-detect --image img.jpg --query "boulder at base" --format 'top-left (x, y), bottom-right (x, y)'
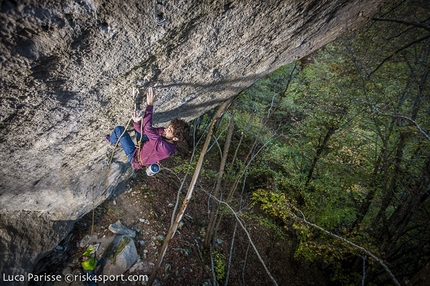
top-left (108, 220), bottom-right (136, 238)
top-left (102, 235), bottom-right (138, 276)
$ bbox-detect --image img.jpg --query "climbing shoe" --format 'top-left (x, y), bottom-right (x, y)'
top-left (104, 135), bottom-right (111, 144)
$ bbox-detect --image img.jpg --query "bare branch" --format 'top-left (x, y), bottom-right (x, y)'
top-left (242, 242), bottom-right (250, 286)
top-left (372, 105), bottom-right (430, 142)
top-left (209, 244), bottom-right (218, 286)
top-left (267, 89), bottom-right (277, 119)
top-left (391, 114), bottom-right (430, 142)
top-left (368, 34), bottom-right (430, 77)
top-left (212, 133), bottom-right (281, 241)
top-left (225, 218), bottom-right (238, 286)
top-left (205, 100), bottom-right (236, 248)
top-left (362, 255), bottom-right (367, 286)
top-left (372, 17), bottom-right (430, 32)
top-left (289, 205), bottom-right (401, 286)
top-left (202, 189), bottom-right (279, 286)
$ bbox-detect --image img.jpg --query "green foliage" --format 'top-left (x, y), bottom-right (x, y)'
top-left (251, 190), bottom-right (291, 221)
top-left (172, 157), bottom-right (196, 174)
top-left (193, 1), bottom-right (430, 284)
top-left (251, 189), bottom-right (378, 284)
top-left (212, 249), bottom-right (226, 282)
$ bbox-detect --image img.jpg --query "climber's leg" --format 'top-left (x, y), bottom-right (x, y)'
top-left (109, 126), bottom-right (136, 162)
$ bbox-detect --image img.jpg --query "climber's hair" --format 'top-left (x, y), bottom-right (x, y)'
top-left (170, 118), bottom-right (190, 143)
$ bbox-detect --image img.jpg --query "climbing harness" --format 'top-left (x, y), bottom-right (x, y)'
top-left (139, 147), bottom-right (162, 176)
top-left (154, 0), bottom-right (167, 25)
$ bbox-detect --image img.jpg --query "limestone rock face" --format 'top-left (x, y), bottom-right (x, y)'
top-left (0, 0), bottom-right (383, 278)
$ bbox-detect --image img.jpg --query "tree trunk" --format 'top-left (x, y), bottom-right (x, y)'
top-left (381, 153), bottom-right (430, 255)
top-left (350, 152), bottom-right (383, 230)
top-left (371, 132), bottom-right (406, 235)
top-left (305, 126), bottom-right (337, 186)
top-left (204, 99), bottom-right (236, 248)
top-left (147, 100), bottom-right (231, 285)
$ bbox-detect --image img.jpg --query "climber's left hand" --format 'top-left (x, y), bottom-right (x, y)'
top-left (146, 86), bottom-right (155, 106)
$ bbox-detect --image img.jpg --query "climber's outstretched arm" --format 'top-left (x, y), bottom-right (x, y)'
top-left (147, 86), bottom-right (155, 106)
top-left (132, 86), bottom-right (155, 123)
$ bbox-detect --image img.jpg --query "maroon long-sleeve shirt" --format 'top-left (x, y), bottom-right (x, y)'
top-left (131, 105), bottom-right (176, 168)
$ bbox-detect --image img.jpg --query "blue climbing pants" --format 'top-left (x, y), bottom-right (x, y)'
top-left (109, 126), bottom-right (148, 164)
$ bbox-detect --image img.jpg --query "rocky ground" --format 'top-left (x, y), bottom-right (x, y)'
top-left (31, 152), bottom-right (326, 286)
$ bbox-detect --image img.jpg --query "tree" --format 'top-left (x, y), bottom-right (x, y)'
top-left (206, 0), bottom-right (430, 284)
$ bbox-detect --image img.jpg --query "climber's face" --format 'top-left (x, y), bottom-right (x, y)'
top-left (163, 125), bottom-right (178, 141)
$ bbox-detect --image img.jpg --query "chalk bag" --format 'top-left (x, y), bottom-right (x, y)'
top-left (146, 163), bottom-right (160, 176)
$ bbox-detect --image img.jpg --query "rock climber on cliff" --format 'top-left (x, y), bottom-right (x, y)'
top-left (105, 86), bottom-right (190, 171)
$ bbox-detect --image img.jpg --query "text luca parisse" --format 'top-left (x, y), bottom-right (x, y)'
top-left (3, 273), bottom-right (62, 282)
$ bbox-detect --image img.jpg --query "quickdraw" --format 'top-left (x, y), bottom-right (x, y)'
top-left (154, 0), bottom-right (167, 26)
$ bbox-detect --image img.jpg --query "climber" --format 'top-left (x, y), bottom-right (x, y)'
top-left (81, 246), bottom-right (99, 286)
top-left (105, 86), bottom-right (190, 170)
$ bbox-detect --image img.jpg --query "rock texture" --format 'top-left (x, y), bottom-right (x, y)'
top-left (0, 0), bottom-right (384, 280)
top-left (103, 235), bottom-right (138, 276)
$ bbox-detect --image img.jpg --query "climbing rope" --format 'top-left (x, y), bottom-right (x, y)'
top-left (106, 118), bottom-right (132, 166)
top-left (106, 87), bottom-right (139, 166)
top-left (137, 131), bottom-right (145, 165)
top-left (91, 185), bottom-right (95, 235)
top-left (93, 87), bottom-right (140, 238)
top-left (137, 100), bottom-right (145, 166)
top-left (102, 87), bottom-right (139, 224)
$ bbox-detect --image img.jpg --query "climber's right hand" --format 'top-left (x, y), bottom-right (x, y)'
top-left (132, 110), bottom-right (143, 123)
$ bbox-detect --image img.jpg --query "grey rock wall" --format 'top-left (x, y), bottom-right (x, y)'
top-left (0, 0), bottom-right (384, 280)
